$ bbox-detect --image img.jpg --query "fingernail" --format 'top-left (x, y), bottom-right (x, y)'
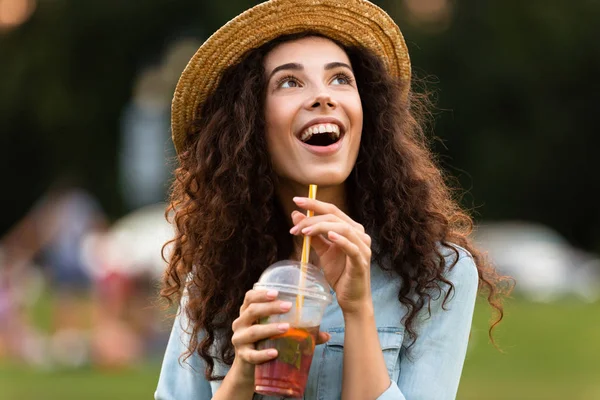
top-left (266, 290), bottom-right (278, 298)
top-left (290, 226), bottom-right (299, 234)
top-left (280, 301), bottom-right (292, 310)
top-left (293, 197), bottom-right (306, 205)
top-left (329, 231), bottom-right (340, 240)
top-left (277, 323), bottom-right (290, 332)
top-left (301, 227), bottom-right (312, 234)
top-left (267, 349), bottom-right (278, 357)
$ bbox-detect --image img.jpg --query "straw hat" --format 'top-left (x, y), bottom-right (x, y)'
top-left (171, 0), bottom-right (411, 154)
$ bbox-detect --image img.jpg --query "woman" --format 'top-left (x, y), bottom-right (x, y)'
top-left (156, 1), bottom-right (509, 399)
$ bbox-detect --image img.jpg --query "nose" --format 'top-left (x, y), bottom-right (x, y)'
top-left (306, 91), bottom-right (338, 111)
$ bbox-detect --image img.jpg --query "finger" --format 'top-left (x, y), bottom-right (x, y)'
top-left (292, 213), bottom-right (370, 249)
top-left (290, 213), bottom-right (344, 235)
top-left (328, 231), bottom-right (370, 273)
top-left (316, 331), bottom-right (331, 345)
top-left (234, 300), bottom-right (293, 330)
top-left (238, 347), bottom-right (279, 365)
top-left (291, 210), bottom-right (307, 226)
top-left (362, 232), bottom-right (372, 247)
top-left (240, 289), bottom-right (279, 314)
top-left (293, 197), bottom-right (365, 233)
top-left (232, 322), bottom-right (290, 347)
top-left (301, 221), bottom-right (365, 250)
top-left (302, 221), bottom-right (371, 268)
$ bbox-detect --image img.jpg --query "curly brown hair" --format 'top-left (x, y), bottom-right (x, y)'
top-left (161, 32), bottom-right (511, 380)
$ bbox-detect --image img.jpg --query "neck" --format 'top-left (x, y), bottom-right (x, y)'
top-left (276, 180), bottom-right (349, 227)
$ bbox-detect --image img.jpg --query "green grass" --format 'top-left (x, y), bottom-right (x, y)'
top-left (0, 363), bottom-right (160, 400)
top-left (458, 297), bottom-right (600, 400)
top-left (1, 297), bottom-right (599, 399)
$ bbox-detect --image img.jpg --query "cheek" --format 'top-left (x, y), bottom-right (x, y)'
top-left (339, 90), bottom-right (363, 121)
top-left (349, 96), bottom-right (364, 132)
top-left (354, 93), bottom-right (364, 118)
top-left (265, 98), bottom-right (287, 130)
top-left (264, 100), bottom-right (280, 148)
top-left (264, 133), bottom-right (289, 176)
top-left (264, 108), bottom-right (288, 162)
top-left (264, 98), bottom-right (296, 144)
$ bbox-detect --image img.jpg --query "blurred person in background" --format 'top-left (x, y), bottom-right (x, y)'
top-left (119, 37), bottom-right (200, 212)
top-left (119, 66), bottom-right (172, 212)
top-left (0, 174), bottom-right (108, 368)
top-left (0, 244), bottom-right (46, 366)
top-left (155, 1), bottom-right (511, 399)
top-left (89, 203), bottom-right (176, 369)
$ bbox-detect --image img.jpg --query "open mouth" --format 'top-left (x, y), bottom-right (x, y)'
top-left (298, 123), bottom-right (342, 147)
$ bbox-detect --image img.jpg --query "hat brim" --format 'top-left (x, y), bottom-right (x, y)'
top-left (171, 0), bottom-right (411, 154)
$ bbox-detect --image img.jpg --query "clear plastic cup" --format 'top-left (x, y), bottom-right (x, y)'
top-left (253, 260), bottom-right (332, 398)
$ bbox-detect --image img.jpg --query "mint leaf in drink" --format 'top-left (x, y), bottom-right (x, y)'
top-left (274, 330), bottom-right (315, 369)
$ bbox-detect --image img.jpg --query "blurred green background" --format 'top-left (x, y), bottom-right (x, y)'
top-left (1, 0), bottom-right (599, 399)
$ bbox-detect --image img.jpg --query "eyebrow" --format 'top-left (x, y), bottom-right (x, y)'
top-left (324, 62), bottom-right (353, 72)
top-left (268, 62), bottom-right (303, 81)
top-left (267, 61), bottom-right (353, 81)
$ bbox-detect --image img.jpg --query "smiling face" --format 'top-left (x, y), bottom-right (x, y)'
top-left (263, 36), bottom-right (363, 190)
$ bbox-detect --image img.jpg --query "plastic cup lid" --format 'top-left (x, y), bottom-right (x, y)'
top-left (253, 260), bottom-right (333, 303)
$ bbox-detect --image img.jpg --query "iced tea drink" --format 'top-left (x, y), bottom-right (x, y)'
top-left (252, 260), bottom-right (332, 398)
top-left (255, 326), bottom-right (319, 397)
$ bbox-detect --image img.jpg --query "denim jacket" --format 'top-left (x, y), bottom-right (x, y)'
top-left (155, 245), bottom-right (478, 400)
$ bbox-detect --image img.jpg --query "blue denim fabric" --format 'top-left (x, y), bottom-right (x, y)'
top-left (155, 245), bottom-right (478, 400)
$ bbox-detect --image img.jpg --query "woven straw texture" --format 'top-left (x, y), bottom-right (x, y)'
top-left (171, 0), bottom-right (411, 154)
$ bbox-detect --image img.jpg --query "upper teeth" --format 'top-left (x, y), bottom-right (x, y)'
top-left (300, 123), bottom-right (341, 142)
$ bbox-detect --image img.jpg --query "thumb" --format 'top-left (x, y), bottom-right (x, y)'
top-left (316, 331), bottom-right (331, 345)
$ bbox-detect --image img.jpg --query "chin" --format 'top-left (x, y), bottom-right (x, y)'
top-left (295, 168), bottom-right (351, 187)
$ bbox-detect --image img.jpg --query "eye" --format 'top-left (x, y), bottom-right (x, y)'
top-left (281, 79), bottom-right (298, 88)
top-left (276, 75), bottom-right (301, 88)
top-left (331, 72), bottom-right (354, 85)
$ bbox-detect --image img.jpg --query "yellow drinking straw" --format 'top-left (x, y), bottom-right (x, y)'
top-left (295, 184), bottom-right (317, 323)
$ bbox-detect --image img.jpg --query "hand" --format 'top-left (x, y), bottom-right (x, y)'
top-left (230, 289), bottom-right (331, 383)
top-left (290, 197), bottom-right (373, 315)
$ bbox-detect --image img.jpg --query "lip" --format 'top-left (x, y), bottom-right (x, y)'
top-left (295, 117), bottom-right (346, 156)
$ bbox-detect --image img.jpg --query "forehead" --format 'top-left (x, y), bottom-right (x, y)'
top-left (264, 36), bottom-right (350, 72)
